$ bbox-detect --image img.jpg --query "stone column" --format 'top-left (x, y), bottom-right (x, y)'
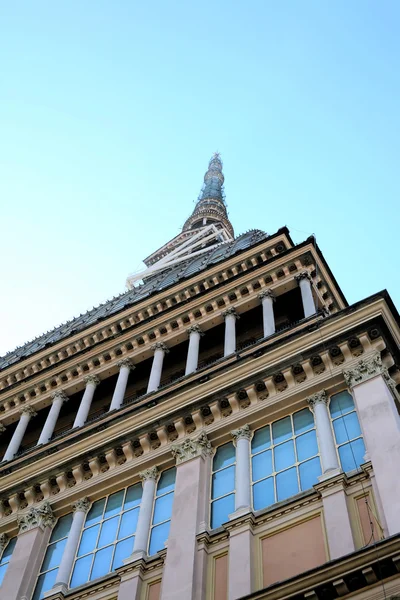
top-left (295, 271), bottom-right (316, 317)
top-left (109, 359), bottom-right (134, 411)
top-left (259, 289), bottom-right (276, 337)
top-left (72, 375), bottom-right (100, 428)
top-left (185, 325), bottom-right (204, 376)
top-left (37, 391), bottom-right (68, 446)
top-left (230, 425), bottom-right (252, 515)
top-left (307, 390), bottom-right (340, 477)
top-left (343, 353), bottom-right (400, 536)
top-left (3, 406), bottom-right (37, 462)
top-left (222, 307), bottom-right (239, 357)
top-left (160, 432), bottom-right (213, 600)
top-left (128, 467), bottom-right (159, 560)
top-left (1, 502), bottom-right (56, 600)
top-left (147, 342), bottom-right (169, 393)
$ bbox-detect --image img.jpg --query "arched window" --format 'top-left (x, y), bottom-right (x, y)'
top-left (329, 390), bottom-right (365, 472)
top-left (0, 536), bottom-right (17, 587)
top-left (211, 442), bottom-right (236, 528)
top-left (149, 467), bottom-right (176, 555)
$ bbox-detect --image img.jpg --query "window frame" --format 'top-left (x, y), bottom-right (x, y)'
top-left (210, 441), bottom-right (236, 529)
top-left (0, 535), bottom-right (17, 587)
top-left (148, 467), bottom-right (176, 556)
top-left (329, 388), bottom-right (366, 472)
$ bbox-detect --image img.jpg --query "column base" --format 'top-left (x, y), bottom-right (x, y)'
top-left (123, 550), bottom-right (148, 565)
top-left (43, 583), bottom-right (68, 599)
top-left (318, 467), bottom-right (342, 482)
top-left (228, 506), bottom-right (252, 520)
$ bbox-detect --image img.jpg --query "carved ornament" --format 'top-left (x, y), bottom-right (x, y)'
top-left (306, 390), bottom-right (328, 410)
top-left (186, 324), bottom-right (204, 336)
top-left (221, 307), bottom-right (239, 319)
top-left (295, 271), bottom-right (312, 283)
top-left (72, 497), bottom-right (91, 514)
top-left (171, 431), bottom-right (213, 464)
top-left (84, 375), bottom-right (100, 387)
top-left (51, 390), bottom-right (68, 403)
top-left (150, 342), bottom-right (169, 354)
top-left (139, 466), bottom-right (159, 482)
top-left (117, 358), bottom-right (135, 371)
top-left (17, 501), bottom-right (56, 533)
top-left (0, 532), bottom-right (8, 552)
top-left (0, 423), bottom-right (6, 434)
top-left (258, 289), bottom-right (275, 301)
top-left (231, 424), bottom-right (252, 442)
top-left (343, 353), bottom-right (396, 391)
top-left (20, 405), bottom-right (37, 418)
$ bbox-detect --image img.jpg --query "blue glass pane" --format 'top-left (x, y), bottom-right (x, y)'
top-left (85, 499), bottom-right (106, 527)
top-left (1, 536), bottom-right (17, 561)
top-left (124, 484), bottom-right (142, 510)
top-left (32, 569), bottom-right (58, 600)
top-left (90, 545), bottom-right (113, 581)
top-left (213, 443), bottom-right (235, 471)
top-left (77, 524), bottom-right (100, 557)
top-left (153, 492), bottom-right (174, 525)
top-left (0, 563), bottom-right (8, 587)
top-left (157, 468), bottom-right (176, 495)
top-left (42, 538), bottom-right (67, 571)
top-left (211, 494), bottom-right (235, 529)
top-left (149, 521), bottom-right (171, 555)
top-left (330, 391), bottom-right (354, 418)
top-left (253, 477), bottom-right (275, 510)
top-left (112, 536), bottom-right (134, 570)
top-left (299, 457), bottom-right (322, 490)
top-left (296, 430), bottom-right (318, 462)
top-left (274, 440), bottom-right (295, 472)
top-left (212, 465), bottom-right (235, 499)
top-left (98, 516), bottom-right (119, 548)
top-left (251, 427), bottom-right (271, 453)
top-left (272, 417), bottom-right (292, 444)
top-left (104, 491), bottom-right (124, 518)
top-left (276, 467), bottom-right (299, 502)
top-left (49, 514), bottom-right (73, 543)
top-left (339, 438), bottom-right (366, 472)
top-left (70, 554), bottom-right (92, 588)
top-left (333, 412), bottom-right (361, 444)
top-left (293, 408), bottom-right (314, 434)
top-left (119, 507), bottom-right (140, 539)
top-left (252, 450), bottom-right (272, 481)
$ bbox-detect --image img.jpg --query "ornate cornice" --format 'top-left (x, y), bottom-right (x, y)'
top-left (51, 390), bottom-right (68, 404)
top-left (231, 424), bottom-right (252, 442)
top-left (150, 342), bottom-right (169, 354)
top-left (187, 324), bottom-right (204, 336)
top-left (17, 501), bottom-right (56, 532)
top-left (306, 389), bottom-right (328, 409)
top-left (20, 405), bottom-right (37, 418)
top-left (72, 497), bottom-right (91, 513)
top-left (221, 307), bottom-right (239, 319)
top-left (139, 466), bottom-right (159, 482)
top-left (84, 375), bottom-right (100, 387)
top-left (295, 271), bottom-right (312, 283)
top-left (117, 358), bottom-right (135, 371)
top-left (343, 353), bottom-right (396, 391)
top-left (0, 423), bottom-right (6, 434)
top-left (0, 532), bottom-right (8, 552)
top-left (258, 289), bottom-right (275, 301)
top-left (171, 432), bottom-right (213, 464)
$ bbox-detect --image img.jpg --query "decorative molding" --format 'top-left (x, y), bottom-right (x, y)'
top-left (171, 431), bottom-right (213, 464)
top-left (72, 497), bottom-right (91, 513)
top-left (187, 324), bottom-right (204, 336)
top-left (258, 289), bottom-right (275, 301)
top-left (295, 271), bottom-right (312, 283)
top-left (20, 405), bottom-right (37, 418)
top-left (0, 423), bottom-right (6, 434)
top-left (139, 466), bottom-right (159, 482)
top-left (51, 390), bottom-right (68, 404)
top-left (150, 342), bottom-right (169, 354)
top-left (221, 307), bottom-right (239, 319)
top-left (117, 358), bottom-right (135, 371)
top-left (306, 389), bottom-right (328, 410)
top-left (17, 501), bottom-right (56, 532)
top-left (343, 353), bottom-right (396, 391)
top-left (84, 375), bottom-right (100, 387)
top-left (231, 424), bottom-right (252, 442)
top-left (0, 532), bottom-right (8, 552)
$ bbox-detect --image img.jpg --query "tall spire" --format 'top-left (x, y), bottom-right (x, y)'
top-left (183, 153), bottom-right (234, 238)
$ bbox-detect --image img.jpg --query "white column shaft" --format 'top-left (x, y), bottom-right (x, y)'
top-left (55, 509), bottom-right (87, 586)
top-left (185, 332), bottom-right (201, 376)
top-left (73, 383), bottom-right (96, 428)
top-left (110, 366), bottom-right (130, 411)
top-left (37, 398), bottom-right (64, 445)
top-left (3, 413), bottom-right (31, 461)
top-left (313, 402), bottom-right (340, 474)
top-left (299, 278), bottom-right (316, 317)
top-left (133, 478), bottom-right (157, 553)
top-left (235, 437), bottom-right (252, 511)
top-left (224, 314), bottom-right (237, 356)
top-left (261, 297), bottom-right (275, 337)
top-left (147, 349), bottom-right (165, 393)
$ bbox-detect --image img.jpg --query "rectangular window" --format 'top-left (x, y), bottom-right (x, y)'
top-left (211, 442), bottom-right (236, 528)
top-left (149, 468), bottom-right (176, 555)
top-left (330, 390), bottom-right (365, 472)
top-left (70, 482), bottom-right (142, 589)
top-left (0, 536), bottom-right (17, 587)
top-left (33, 514), bottom-right (73, 600)
top-left (251, 408), bottom-right (321, 511)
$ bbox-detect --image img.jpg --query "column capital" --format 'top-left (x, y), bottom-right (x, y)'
top-left (72, 497), bottom-right (91, 514)
top-left (221, 306), bottom-right (239, 320)
top-left (0, 532), bottom-right (8, 552)
top-left (258, 289), bottom-right (275, 301)
top-left (343, 353), bottom-right (396, 391)
top-left (231, 424), bottom-right (252, 443)
top-left (150, 341), bottom-right (169, 354)
top-left (117, 358), bottom-right (135, 371)
top-left (139, 466), bottom-right (159, 482)
top-left (51, 390), bottom-right (68, 404)
top-left (19, 405), bottom-right (37, 418)
top-left (0, 422), bottom-right (6, 434)
top-left (306, 389), bottom-right (328, 410)
top-left (295, 271), bottom-right (312, 283)
top-left (84, 375), bottom-right (100, 387)
top-left (171, 431), bottom-right (213, 465)
top-left (186, 324), bottom-right (204, 336)
top-left (17, 501), bottom-right (56, 533)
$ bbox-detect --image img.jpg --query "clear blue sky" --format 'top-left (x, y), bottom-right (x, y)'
top-left (1, 1), bottom-right (399, 356)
